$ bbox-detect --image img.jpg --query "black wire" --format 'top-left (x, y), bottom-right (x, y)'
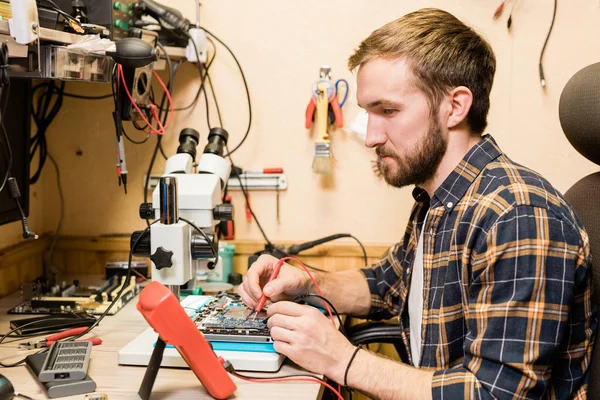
top-left (143, 136), bottom-right (162, 226)
top-left (61, 91), bottom-right (112, 100)
top-left (30, 81), bottom-right (65, 184)
top-left (226, 149), bottom-right (274, 247)
top-left (0, 43), bottom-right (12, 194)
top-left (349, 235), bottom-right (368, 266)
top-left (155, 41), bottom-right (173, 161)
top-left (0, 316), bottom-right (92, 367)
top-left (168, 33), bottom-right (212, 113)
top-left (122, 127), bottom-right (151, 145)
top-left (206, 70), bottom-right (223, 128)
top-left (71, 222), bottom-right (156, 341)
top-left (143, 46), bottom-right (178, 214)
top-left (203, 29), bottom-right (252, 157)
top-left (179, 217), bottom-right (218, 259)
top-left (539, 0), bottom-right (557, 87)
top-left (292, 293), bottom-right (346, 337)
top-left (230, 370), bottom-right (325, 382)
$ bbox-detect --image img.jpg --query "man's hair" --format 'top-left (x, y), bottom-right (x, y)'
top-left (348, 8), bottom-right (496, 134)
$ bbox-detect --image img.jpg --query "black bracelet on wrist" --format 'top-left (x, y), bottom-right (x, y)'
top-left (344, 346), bottom-right (362, 388)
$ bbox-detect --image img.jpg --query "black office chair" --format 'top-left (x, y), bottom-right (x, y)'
top-left (559, 62), bottom-right (600, 398)
top-left (346, 62), bottom-right (600, 393)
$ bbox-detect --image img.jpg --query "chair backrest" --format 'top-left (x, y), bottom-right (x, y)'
top-left (564, 175), bottom-right (600, 397)
top-left (560, 62), bottom-right (600, 398)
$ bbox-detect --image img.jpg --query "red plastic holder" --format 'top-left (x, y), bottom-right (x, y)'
top-left (137, 281), bottom-right (237, 399)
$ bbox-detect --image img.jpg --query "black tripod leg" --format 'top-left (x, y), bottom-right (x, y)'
top-left (137, 337), bottom-right (167, 400)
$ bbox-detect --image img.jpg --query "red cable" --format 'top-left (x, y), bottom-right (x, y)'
top-left (234, 374), bottom-right (344, 400)
top-left (275, 257), bottom-right (335, 326)
top-left (152, 69), bottom-right (174, 130)
top-left (116, 65), bottom-right (175, 135)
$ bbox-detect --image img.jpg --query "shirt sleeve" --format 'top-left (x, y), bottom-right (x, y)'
top-left (431, 205), bottom-right (596, 400)
top-left (359, 242), bottom-right (405, 321)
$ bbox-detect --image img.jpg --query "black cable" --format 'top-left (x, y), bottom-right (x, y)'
top-left (71, 222), bottom-right (156, 341)
top-left (288, 234), bottom-right (368, 267)
top-left (122, 127), bottom-right (151, 145)
top-left (230, 370), bottom-right (326, 382)
top-left (226, 149), bottom-right (274, 247)
top-left (539, 0), bottom-right (557, 88)
top-left (143, 136), bottom-right (162, 225)
top-left (180, 217), bottom-right (218, 259)
top-left (155, 41), bottom-right (173, 161)
top-left (292, 293), bottom-right (346, 337)
top-left (203, 29), bottom-right (252, 157)
top-left (61, 91), bottom-right (112, 100)
top-left (143, 46), bottom-right (178, 214)
top-left (0, 43), bottom-right (12, 194)
top-left (30, 81), bottom-right (65, 184)
top-left (169, 33), bottom-right (211, 113)
top-left (46, 153), bottom-right (64, 273)
top-left (206, 69), bottom-right (223, 128)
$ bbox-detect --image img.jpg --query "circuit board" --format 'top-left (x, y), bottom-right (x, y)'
top-left (8, 275), bottom-right (140, 316)
top-left (194, 292), bottom-right (272, 343)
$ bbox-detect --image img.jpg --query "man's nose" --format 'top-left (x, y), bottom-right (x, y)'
top-left (365, 116), bottom-right (387, 148)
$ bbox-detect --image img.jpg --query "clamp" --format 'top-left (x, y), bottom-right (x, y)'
top-left (305, 66), bottom-right (344, 129)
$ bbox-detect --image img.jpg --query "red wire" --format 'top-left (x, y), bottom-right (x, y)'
top-left (116, 65), bottom-right (175, 135)
top-left (228, 257), bottom-right (344, 398)
top-left (275, 257), bottom-right (335, 326)
top-left (234, 374), bottom-right (344, 400)
top-left (152, 69), bottom-right (174, 130)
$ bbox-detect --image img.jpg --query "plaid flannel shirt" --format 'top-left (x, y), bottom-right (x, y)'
top-left (361, 135), bottom-right (596, 399)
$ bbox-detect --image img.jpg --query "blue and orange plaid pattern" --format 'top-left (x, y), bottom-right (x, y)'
top-left (361, 135), bottom-right (596, 399)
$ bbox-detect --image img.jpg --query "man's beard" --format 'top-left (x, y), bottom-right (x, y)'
top-left (376, 117), bottom-right (447, 189)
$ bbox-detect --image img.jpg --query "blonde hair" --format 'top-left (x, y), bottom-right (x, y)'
top-left (348, 8), bottom-right (496, 134)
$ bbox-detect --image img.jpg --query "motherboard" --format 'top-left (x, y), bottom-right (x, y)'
top-left (193, 292), bottom-right (272, 343)
top-left (8, 275), bottom-right (140, 316)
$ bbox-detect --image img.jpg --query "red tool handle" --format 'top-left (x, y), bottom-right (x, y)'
top-left (255, 259), bottom-right (285, 313)
top-left (305, 98), bottom-right (316, 129)
top-left (47, 337), bottom-right (102, 347)
top-left (263, 168), bottom-right (283, 174)
top-left (330, 96), bottom-right (344, 128)
top-left (46, 326), bottom-right (88, 342)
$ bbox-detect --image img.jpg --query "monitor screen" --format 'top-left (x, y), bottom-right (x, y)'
top-left (0, 78), bottom-right (31, 226)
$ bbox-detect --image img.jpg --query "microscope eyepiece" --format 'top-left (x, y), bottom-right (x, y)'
top-left (176, 128), bottom-right (200, 160)
top-left (203, 127), bottom-right (229, 157)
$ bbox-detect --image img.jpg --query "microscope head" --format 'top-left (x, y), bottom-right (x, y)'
top-left (132, 127), bottom-right (234, 286)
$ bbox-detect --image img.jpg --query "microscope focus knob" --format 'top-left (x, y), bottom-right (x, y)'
top-left (213, 204), bottom-right (234, 221)
top-left (151, 247), bottom-right (174, 270)
top-left (139, 203), bottom-right (154, 219)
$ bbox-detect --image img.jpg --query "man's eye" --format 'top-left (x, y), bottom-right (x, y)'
top-left (383, 109), bottom-right (396, 115)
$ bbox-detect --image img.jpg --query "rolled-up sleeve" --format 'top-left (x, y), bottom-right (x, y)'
top-left (432, 205), bottom-right (596, 399)
top-left (360, 242), bottom-right (406, 321)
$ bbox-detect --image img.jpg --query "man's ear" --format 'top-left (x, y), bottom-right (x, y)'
top-left (445, 86), bottom-right (473, 129)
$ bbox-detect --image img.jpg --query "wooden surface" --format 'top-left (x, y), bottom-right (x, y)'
top-left (0, 291), bottom-right (325, 400)
top-left (50, 236), bottom-right (388, 278)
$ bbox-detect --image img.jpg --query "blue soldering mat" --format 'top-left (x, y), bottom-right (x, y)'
top-left (177, 293), bottom-right (275, 353)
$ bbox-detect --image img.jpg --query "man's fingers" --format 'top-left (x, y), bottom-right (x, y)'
top-left (237, 284), bottom-right (256, 309)
top-left (247, 255), bottom-right (278, 299)
top-left (269, 326), bottom-right (296, 344)
top-left (267, 301), bottom-right (310, 317)
top-left (272, 340), bottom-right (292, 356)
top-left (267, 313), bottom-right (297, 331)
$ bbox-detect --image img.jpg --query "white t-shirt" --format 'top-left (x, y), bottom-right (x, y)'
top-left (408, 213), bottom-right (428, 367)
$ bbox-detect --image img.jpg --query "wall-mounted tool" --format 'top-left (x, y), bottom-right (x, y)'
top-left (305, 66), bottom-right (344, 175)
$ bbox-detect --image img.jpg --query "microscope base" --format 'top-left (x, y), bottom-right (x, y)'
top-left (119, 327), bottom-right (286, 372)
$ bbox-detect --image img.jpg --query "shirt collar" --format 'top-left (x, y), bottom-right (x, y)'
top-left (412, 134), bottom-right (503, 211)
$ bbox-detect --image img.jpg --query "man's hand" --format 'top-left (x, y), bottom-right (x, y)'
top-left (238, 255), bottom-right (311, 309)
top-left (267, 301), bottom-right (356, 383)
